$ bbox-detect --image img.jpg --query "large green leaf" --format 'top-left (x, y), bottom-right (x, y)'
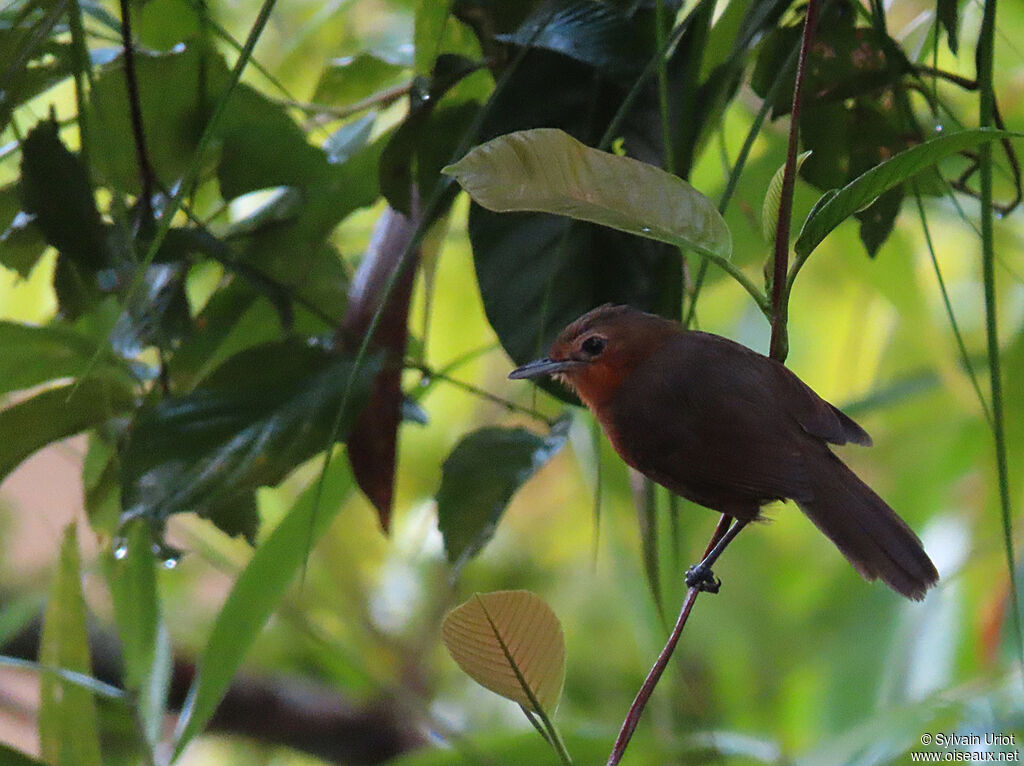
top-left (795, 129), bottom-right (1022, 257)
top-left (0, 377), bottom-right (137, 485)
top-left (311, 52), bottom-right (406, 106)
top-left (120, 339), bottom-right (380, 540)
top-left (172, 455), bottom-right (355, 758)
top-left (38, 525), bottom-right (103, 766)
top-left (436, 417), bottom-right (570, 571)
top-left (445, 128), bottom-right (731, 260)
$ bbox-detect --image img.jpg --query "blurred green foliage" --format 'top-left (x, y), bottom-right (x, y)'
top-left (0, 0), bottom-right (1022, 764)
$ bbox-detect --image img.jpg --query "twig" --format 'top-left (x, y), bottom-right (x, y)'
top-left (118, 0), bottom-right (157, 223)
top-left (606, 514), bottom-right (733, 766)
top-left (769, 0), bottom-right (820, 362)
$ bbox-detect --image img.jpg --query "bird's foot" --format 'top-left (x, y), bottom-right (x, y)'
top-left (685, 563), bottom-right (721, 594)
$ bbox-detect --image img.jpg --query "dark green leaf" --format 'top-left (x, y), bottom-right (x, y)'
top-left (454, 45), bottom-right (693, 397)
top-left (0, 320), bottom-right (132, 398)
top-left (83, 434), bottom-right (121, 532)
top-left (856, 185), bottom-right (903, 257)
top-left (312, 52), bottom-right (406, 106)
top-left (110, 263), bottom-right (191, 356)
top-left (39, 525), bottom-right (103, 766)
top-left (437, 417), bottom-right (570, 571)
top-left (18, 118), bottom-right (109, 271)
top-left (795, 129), bottom-right (1022, 257)
top-left (0, 742), bottom-right (47, 765)
top-left (937, 0), bottom-right (958, 54)
top-left (172, 456), bottom-right (355, 758)
top-left (0, 183), bottom-right (47, 277)
top-left (120, 339), bottom-right (381, 540)
top-left (0, 377), bottom-right (137, 485)
top-left (496, 0), bottom-right (654, 79)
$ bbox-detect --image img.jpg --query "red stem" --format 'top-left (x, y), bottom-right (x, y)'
top-left (769, 0), bottom-right (821, 362)
top-left (606, 514), bottom-right (733, 766)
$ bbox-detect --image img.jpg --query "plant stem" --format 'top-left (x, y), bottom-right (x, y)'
top-left (606, 514), bottom-right (734, 766)
top-left (119, 0), bottom-right (157, 223)
top-left (406, 363), bottom-right (556, 426)
top-left (976, 0), bottom-right (1023, 672)
top-left (769, 0), bottom-right (820, 362)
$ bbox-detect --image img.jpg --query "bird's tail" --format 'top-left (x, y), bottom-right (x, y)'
top-left (797, 453), bottom-right (939, 600)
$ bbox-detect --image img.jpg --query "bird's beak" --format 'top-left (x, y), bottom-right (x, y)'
top-left (508, 357), bottom-right (581, 380)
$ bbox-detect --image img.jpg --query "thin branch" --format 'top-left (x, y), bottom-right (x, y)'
top-left (118, 0), bottom-right (157, 223)
top-left (274, 82), bottom-right (413, 120)
top-left (406, 362), bottom-right (557, 426)
top-left (606, 514), bottom-right (733, 766)
top-left (769, 0), bottom-right (820, 362)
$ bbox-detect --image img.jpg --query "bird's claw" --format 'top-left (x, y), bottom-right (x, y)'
top-left (685, 564), bottom-right (721, 594)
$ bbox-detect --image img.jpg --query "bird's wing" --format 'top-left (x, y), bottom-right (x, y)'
top-left (609, 333), bottom-right (837, 508)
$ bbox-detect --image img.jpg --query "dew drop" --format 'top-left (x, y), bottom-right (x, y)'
top-left (162, 556), bottom-right (179, 570)
top-left (113, 539), bottom-right (128, 560)
top-left (640, 226), bottom-right (652, 233)
top-left (934, 124), bottom-right (944, 133)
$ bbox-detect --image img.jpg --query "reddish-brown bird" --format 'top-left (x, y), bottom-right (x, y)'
top-left (510, 304), bottom-right (938, 600)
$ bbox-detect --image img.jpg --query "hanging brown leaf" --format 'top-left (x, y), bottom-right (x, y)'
top-left (339, 194), bottom-right (421, 533)
top-left (442, 590), bottom-right (566, 714)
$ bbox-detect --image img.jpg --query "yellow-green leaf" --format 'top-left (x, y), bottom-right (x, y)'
top-left (442, 590), bottom-right (566, 714)
top-left (39, 524), bottom-right (103, 766)
top-left (444, 128), bottom-right (732, 261)
top-left (762, 150), bottom-right (812, 242)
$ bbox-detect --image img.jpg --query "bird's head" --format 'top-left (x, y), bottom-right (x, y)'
top-left (508, 304), bottom-right (677, 409)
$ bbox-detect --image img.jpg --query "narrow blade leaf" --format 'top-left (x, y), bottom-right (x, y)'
top-left (795, 129), bottom-right (1021, 257)
top-left (444, 128), bottom-right (731, 260)
top-left (171, 458), bottom-right (355, 758)
top-left (39, 525), bottom-right (103, 766)
top-left (442, 590), bottom-right (566, 714)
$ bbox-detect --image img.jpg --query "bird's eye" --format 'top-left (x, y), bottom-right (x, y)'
top-left (580, 336), bottom-right (606, 356)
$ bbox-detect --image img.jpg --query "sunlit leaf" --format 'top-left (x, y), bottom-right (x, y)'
top-left (436, 417), bottom-right (570, 571)
top-left (445, 128), bottom-right (731, 261)
top-left (172, 456), bottom-right (355, 758)
top-left (795, 129), bottom-right (1021, 257)
top-left (442, 590), bottom-right (566, 713)
top-left (312, 52), bottom-right (405, 106)
top-left (39, 525), bottom-right (103, 766)
top-left (762, 150), bottom-right (812, 242)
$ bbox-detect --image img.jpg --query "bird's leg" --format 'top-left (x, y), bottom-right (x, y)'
top-left (685, 518), bottom-right (749, 593)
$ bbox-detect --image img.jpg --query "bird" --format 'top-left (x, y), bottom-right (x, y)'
top-left (509, 304), bottom-right (938, 600)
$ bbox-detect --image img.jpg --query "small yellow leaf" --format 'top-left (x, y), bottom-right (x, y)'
top-left (442, 590), bottom-right (566, 714)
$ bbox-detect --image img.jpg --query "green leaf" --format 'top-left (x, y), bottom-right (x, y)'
top-left (762, 150), bottom-right (812, 242)
top-left (105, 519), bottom-right (170, 748)
top-left (496, 0), bottom-right (653, 79)
top-left (414, 0), bottom-right (451, 75)
top-left (795, 129), bottom-right (1022, 257)
top-left (436, 417), bottom-right (570, 571)
top-left (0, 742), bottom-right (47, 766)
top-left (120, 339), bottom-right (380, 540)
top-left (18, 118), bottom-right (109, 271)
top-left (442, 590), bottom-right (566, 713)
top-left (937, 0), bottom-right (959, 54)
top-left (171, 455), bottom-right (355, 758)
top-left (39, 524), bottom-right (103, 766)
top-left (0, 377), bottom-right (137, 485)
top-left (0, 182), bottom-right (47, 277)
top-left (312, 52), bottom-right (406, 105)
top-left (0, 320), bottom-right (132, 398)
top-left (445, 128), bottom-right (731, 261)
